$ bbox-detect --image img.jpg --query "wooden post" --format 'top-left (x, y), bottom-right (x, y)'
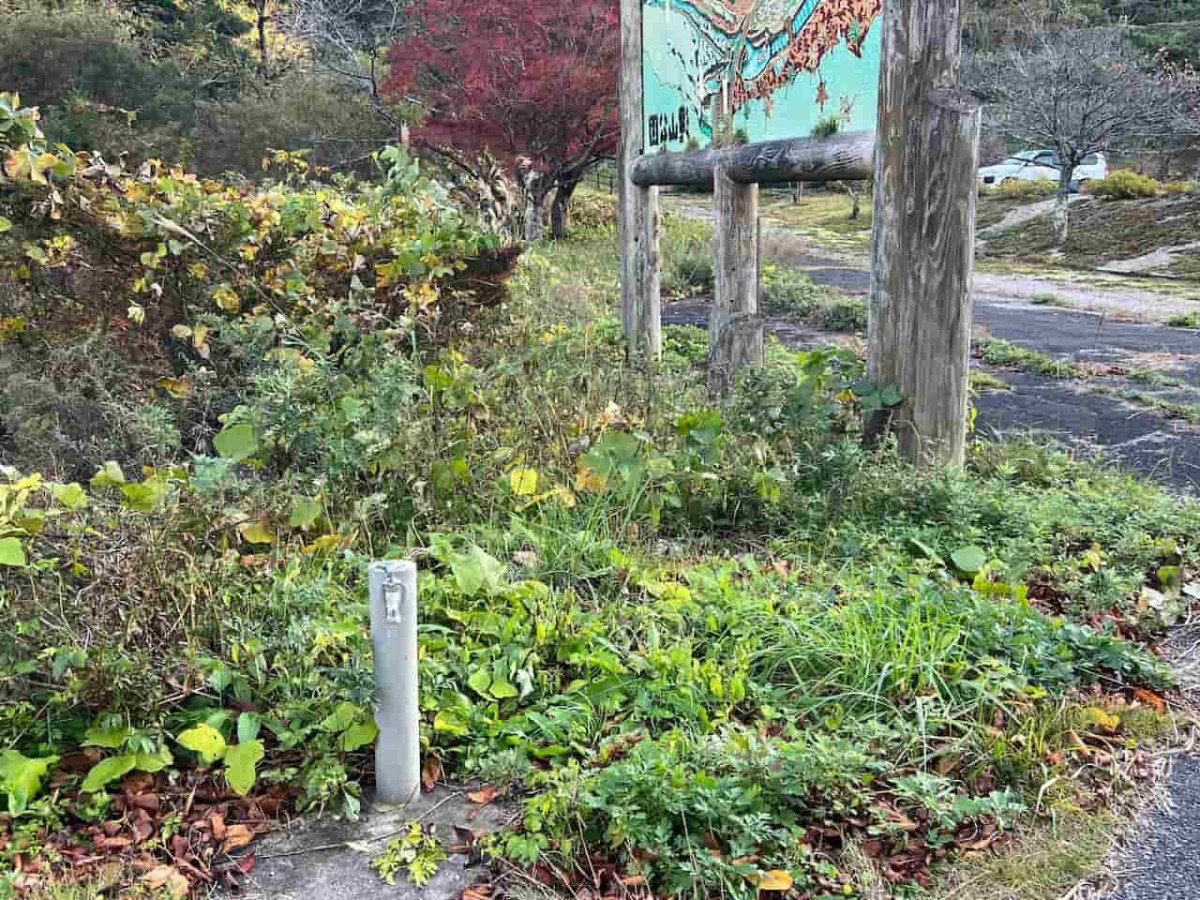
top-left (618, 0), bottom-right (661, 361)
top-left (708, 162), bottom-right (761, 395)
top-left (867, 0), bottom-right (982, 467)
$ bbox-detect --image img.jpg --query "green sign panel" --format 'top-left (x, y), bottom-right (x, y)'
top-left (643, 0), bottom-right (882, 151)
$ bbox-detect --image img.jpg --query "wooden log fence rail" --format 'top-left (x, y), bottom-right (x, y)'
top-left (630, 130), bottom-right (876, 188)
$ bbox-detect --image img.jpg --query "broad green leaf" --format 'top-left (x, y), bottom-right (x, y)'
top-left (83, 724), bottom-right (131, 749)
top-left (433, 709), bottom-right (469, 736)
top-left (340, 720), bottom-right (378, 752)
top-left (950, 546), bottom-right (988, 576)
top-left (288, 497), bottom-right (321, 529)
top-left (467, 669), bottom-right (492, 697)
top-left (121, 478), bottom-right (167, 513)
top-left (82, 754), bottom-right (138, 793)
top-left (319, 702), bottom-right (362, 734)
top-left (879, 384), bottom-right (903, 407)
top-left (450, 546), bottom-right (505, 597)
top-left (90, 460), bottom-right (126, 488)
top-left (214, 423), bottom-right (258, 461)
top-left (509, 468), bottom-right (539, 496)
top-left (489, 678), bottom-right (519, 699)
top-left (0, 215), bottom-right (11, 233)
top-left (223, 740), bottom-right (264, 796)
top-left (49, 482), bottom-right (87, 509)
top-left (237, 712), bottom-right (261, 745)
top-left (134, 747), bottom-right (174, 773)
top-left (0, 537), bottom-right (26, 567)
top-left (0, 750), bottom-right (57, 814)
top-left (176, 723), bottom-right (227, 764)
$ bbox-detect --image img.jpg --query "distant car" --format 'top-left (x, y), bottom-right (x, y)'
top-left (978, 150), bottom-right (1108, 191)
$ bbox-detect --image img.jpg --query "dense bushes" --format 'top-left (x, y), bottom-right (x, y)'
top-left (1087, 170), bottom-right (1162, 199)
top-left (0, 0), bottom-right (393, 174)
top-left (995, 177), bottom-right (1058, 199)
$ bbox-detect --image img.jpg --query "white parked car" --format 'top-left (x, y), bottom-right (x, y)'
top-left (978, 150), bottom-right (1108, 191)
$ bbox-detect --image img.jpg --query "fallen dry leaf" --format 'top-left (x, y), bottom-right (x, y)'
top-left (141, 865), bottom-right (190, 898)
top-left (122, 772), bottom-right (156, 794)
top-left (422, 755), bottom-right (443, 793)
top-left (1133, 687), bottom-right (1167, 713)
top-left (467, 785), bottom-right (503, 806)
top-left (220, 823), bottom-right (255, 854)
top-left (755, 869), bottom-right (794, 892)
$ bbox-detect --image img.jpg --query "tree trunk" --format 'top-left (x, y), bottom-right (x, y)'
top-left (848, 183), bottom-right (862, 220)
top-left (1052, 165), bottom-right (1072, 246)
top-left (867, 0), bottom-right (982, 469)
top-left (255, 0), bottom-right (269, 70)
top-left (550, 179), bottom-right (580, 240)
top-left (523, 185), bottom-right (548, 243)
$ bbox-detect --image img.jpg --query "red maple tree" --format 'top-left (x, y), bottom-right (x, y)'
top-left (384, 0), bottom-right (619, 240)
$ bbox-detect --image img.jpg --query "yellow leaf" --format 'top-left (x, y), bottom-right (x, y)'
top-left (239, 522), bottom-right (274, 545)
top-left (212, 283), bottom-right (241, 313)
top-left (156, 376), bottom-right (191, 399)
top-left (575, 465), bottom-right (605, 494)
top-left (528, 486), bottom-right (577, 508)
top-left (509, 468), bottom-right (539, 496)
top-left (303, 533), bottom-right (343, 554)
top-left (755, 870), bottom-right (793, 892)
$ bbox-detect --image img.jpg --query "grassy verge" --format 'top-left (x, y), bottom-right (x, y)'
top-left (976, 338), bottom-right (1082, 378)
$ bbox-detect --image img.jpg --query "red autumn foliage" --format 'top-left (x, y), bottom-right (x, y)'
top-left (383, 0), bottom-right (619, 238)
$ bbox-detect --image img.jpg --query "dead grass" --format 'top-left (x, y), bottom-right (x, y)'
top-left (928, 810), bottom-right (1116, 900)
top-left (759, 190), bottom-right (873, 254)
top-left (980, 195), bottom-right (1200, 280)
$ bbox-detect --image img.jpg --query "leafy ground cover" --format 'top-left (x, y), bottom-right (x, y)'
top-left (2, 95), bottom-right (1200, 898)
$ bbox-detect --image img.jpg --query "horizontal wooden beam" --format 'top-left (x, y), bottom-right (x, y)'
top-left (630, 130), bottom-right (876, 189)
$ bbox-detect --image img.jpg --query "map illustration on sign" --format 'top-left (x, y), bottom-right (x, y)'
top-left (643, 0), bottom-right (882, 151)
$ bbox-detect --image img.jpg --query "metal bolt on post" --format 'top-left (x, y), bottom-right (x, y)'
top-left (368, 559), bottom-right (420, 805)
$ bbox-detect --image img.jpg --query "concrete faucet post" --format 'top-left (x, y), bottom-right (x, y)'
top-left (368, 559), bottom-right (420, 805)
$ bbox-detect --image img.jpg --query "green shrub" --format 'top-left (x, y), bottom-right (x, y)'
top-left (761, 266), bottom-right (867, 331)
top-left (565, 189), bottom-right (616, 235)
top-left (1087, 170), bottom-right (1161, 199)
top-left (1162, 180), bottom-right (1199, 196)
top-left (1168, 312), bottom-right (1200, 329)
top-left (998, 177), bottom-right (1058, 200)
top-left (190, 73), bottom-right (393, 175)
top-left (0, 1), bottom-right (198, 160)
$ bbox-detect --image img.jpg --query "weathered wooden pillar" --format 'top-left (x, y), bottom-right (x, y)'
top-left (618, 0), bottom-right (661, 361)
top-left (867, 0), bottom-right (981, 467)
top-left (708, 162), bottom-right (762, 395)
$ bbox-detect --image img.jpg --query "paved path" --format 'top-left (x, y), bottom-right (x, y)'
top-left (233, 788), bottom-right (505, 899)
